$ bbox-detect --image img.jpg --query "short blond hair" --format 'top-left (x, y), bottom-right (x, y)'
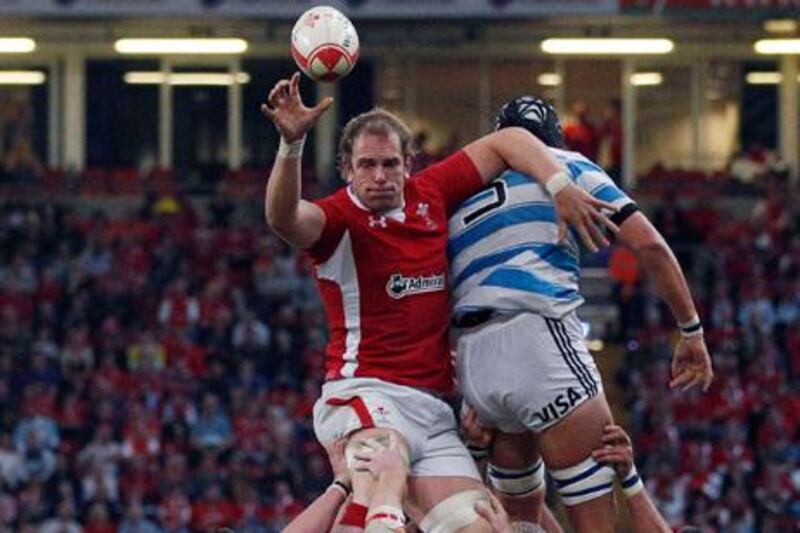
top-left (338, 108), bottom-right (415, 173)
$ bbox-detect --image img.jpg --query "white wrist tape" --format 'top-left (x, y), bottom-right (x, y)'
top-left (678, 314), bottom-right (703, 338)
top-left (277, 136), bottom-right (306, 159)
top-left (621, 465), bottom-right (644, 498)
top-left (366, 505), bottom-right (406, 531)
top-left (544, 171), bottom-right (571, 197)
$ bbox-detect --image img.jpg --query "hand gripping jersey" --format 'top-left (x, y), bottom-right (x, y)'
top-left (307, 151), bottom-right (483, 394)
top-left (448, 147), bottom-right (635, 320)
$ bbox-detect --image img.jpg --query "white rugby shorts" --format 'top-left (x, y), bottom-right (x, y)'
top-left (455, 312), bottom-right (603, 434)
top-left (313, 377), bottom-right (481, 480)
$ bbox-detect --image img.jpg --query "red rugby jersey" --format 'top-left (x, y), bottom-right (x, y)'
top-left (307, 150), bottom-right (483, 394)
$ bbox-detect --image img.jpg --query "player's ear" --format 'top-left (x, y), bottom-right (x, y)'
top-left (339, 158), bottom-right (353, 182)
top-left (404, 155), bottom-right (413, 178)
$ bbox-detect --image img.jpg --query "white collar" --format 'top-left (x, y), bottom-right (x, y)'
top-left (346, 186), bottom-right (406, 222)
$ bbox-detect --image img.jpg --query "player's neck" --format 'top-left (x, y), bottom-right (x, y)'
top-left (347, 185), bottom-right (405, 215)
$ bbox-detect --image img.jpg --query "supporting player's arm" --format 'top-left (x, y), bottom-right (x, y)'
top-left (262, 72), bottom-right (333, 249)
top-left (616, 211), bottom-right (713, 392)
top-left (462, 127), bottom-right (618, 252)
top-left (592, 425), bottom-right (671, 533)
top-left (284, 438), bottom-right (352, 533)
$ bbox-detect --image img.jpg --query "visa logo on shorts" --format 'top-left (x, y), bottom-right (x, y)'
top-left (533, 387), bottom-right (582, 425)
top-left (386, 273), bottom-right (445, 299)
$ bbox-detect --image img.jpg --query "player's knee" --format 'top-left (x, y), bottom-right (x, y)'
top-left (550, 456), bottom-right (615, 506)
top-left (418, 489), bottom-right (490, 533)
top-left (488, 458), bottom-right (545, 497)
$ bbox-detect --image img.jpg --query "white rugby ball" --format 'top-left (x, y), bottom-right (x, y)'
top-left (291, 6), bottom-right (359, 83)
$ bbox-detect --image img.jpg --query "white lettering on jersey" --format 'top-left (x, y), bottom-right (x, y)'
top-left (386, 273), bottom-right (445, 299)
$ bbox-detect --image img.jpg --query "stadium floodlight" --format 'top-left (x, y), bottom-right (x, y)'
top-left (124, 71), bottom-right (250, 86)
top-left (745, 71), bottom-right (800, 84)
top-left (541, 38), bottom-right (673, 55)
top-left (746, 72), bottom-right (783, 84)
top-left (630, 72), bottom-right (663, 86)
top-left (537, 73), bottom-right (561, 86)
top-left (763, 20), bottom-right (798, 34)
top-left (0, 38), bottom-right (36, 53)
top-left (115, 38), bottom-right (248, 55)
top-left (755, 39), bottom-right (800, 54)
top-left (0, 70), bottom-right (46, 84)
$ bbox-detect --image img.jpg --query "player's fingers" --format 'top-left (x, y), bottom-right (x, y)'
top-left (488, 492), bottom-right (504, 513)
top-left (682, 372), bottom-right (705, 392)
top-left (669, 370), bottom-right (694, 390)
top-left (557, 221), bottom-right (568, 243)
top-left (311, 96), bottom-right (334, 117)
top-left (601, 429), bottom-right (628, 445)
top-left (589, 197), bottom-right (619, 213)
top-left (473, 501), bottom-right (493, 522)
top-left (702, 371), bottom-right (714, 392)
top-left (592, 449), bottom-right (627, 463)
top-left (289, 72), bottom-right (301, 99)
top-left (575, 222), bottom-right (599, 253)
top-left (584, 213), bottom-right (610, 249)
top-left (592, 209), bottom-right (620, 234)
top-left (260, 103), bottom-right (276, 120)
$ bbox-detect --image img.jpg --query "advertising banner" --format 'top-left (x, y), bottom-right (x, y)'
top-left (621, 0), bottom-right (800, 13)
top-left (0, 0), bottom-right (618, 19)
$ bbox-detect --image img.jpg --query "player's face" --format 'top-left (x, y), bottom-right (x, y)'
top-left (346, 131), bottom-right (409, 212)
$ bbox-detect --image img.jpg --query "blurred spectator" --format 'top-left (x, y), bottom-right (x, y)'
top-left (38, 500), bottom-right (82, 533)
top-left (118, 499), bottom-right (161, 533)
top-left (562, 100), bottom-right (599, 160)
top-left (190, 393), bottom-right (232, 450)
top-left (598, 98), bottom-right (623, 183)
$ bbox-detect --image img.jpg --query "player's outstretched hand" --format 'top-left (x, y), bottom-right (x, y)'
top-left (351, 432), bottom-right (409, 480)
top-left (474, 493), bottom-right (515, 533)
top-left (669, 335), bottom-right (714, 392)
top-left (554, 184), bottom-right (619, 252)
top-left (591, 424), bottom-right (634, 479)
top-left (261, 72), bottom-right (333, 142)
top-left (324, 437), bottom-right (349, 486)
top-left (460, 404), bottom-right (494, 449)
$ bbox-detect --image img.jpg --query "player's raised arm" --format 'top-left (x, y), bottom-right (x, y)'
top-left (461, 125), bottom-right (618, 252)
top-left (262, 72), bottom-right (334, 249)
top-left (616, 212), bottom-right (713, 392)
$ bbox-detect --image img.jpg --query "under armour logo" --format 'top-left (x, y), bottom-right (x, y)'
top-left (368, 215), bottom-right (388, 228)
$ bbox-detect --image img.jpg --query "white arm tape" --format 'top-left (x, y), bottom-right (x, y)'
top-left (621, 465), bottom-right (645, 498)
top-left (366, 504), bottom-right (406, 532)
top-left (277, 135), bottom-right (306, 159)
top-left (544, 171), bottom-right (572, 197)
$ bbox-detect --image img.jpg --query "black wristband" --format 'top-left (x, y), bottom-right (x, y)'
top-left (332, 479), bottom-right (351, 496)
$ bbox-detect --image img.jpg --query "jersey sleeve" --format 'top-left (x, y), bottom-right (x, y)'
top-left (565, 157), bottom-right (638, 225)
top-left (305, 194), bottom-right (347, 264)
top-left (414, 150), bottom-right (484, 215)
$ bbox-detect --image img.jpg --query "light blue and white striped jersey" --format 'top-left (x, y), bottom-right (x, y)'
top-left (448, 147), bottom-right (634, 319)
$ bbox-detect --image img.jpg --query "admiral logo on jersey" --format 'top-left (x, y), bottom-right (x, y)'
top-left (386, 273), bottom-right (445, 299)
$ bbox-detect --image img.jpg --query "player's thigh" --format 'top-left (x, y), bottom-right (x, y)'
top-left (538, 393), bottom-right (613, 469)
top-left (539, 395), bottom-right (616, 533)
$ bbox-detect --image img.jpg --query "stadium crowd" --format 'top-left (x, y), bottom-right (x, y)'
top-left (0, 164), bottom-right (797, 531)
